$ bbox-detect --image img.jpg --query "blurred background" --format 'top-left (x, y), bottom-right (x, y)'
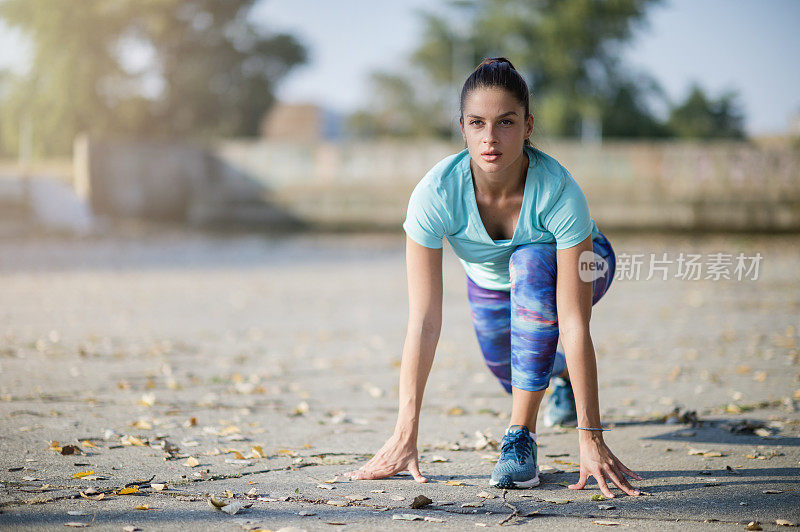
top-left (0, 0), bottom-right (798, 234)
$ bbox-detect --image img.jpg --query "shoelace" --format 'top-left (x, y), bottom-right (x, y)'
top-left (500, 431), bottom-right (532, 464)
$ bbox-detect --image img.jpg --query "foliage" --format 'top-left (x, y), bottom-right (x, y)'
top-left (666, 84), bottom-right (745, 139)
top-left (0, 0), bottom-right (307, 156)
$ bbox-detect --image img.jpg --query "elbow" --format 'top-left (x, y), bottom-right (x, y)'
top-left (558, 318), bottom-right (589, 341)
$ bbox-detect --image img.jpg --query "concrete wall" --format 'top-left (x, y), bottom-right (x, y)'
top-left (74, 136), bottom-right (800, 231)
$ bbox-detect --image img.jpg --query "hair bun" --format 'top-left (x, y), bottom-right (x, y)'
top-left (477, 57), bottom-right (517, 71)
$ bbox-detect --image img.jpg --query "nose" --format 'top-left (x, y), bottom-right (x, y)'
top-left (483, 123), bottom-right (498, 144)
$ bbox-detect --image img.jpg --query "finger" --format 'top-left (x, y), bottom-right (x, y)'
top-left (616, 460), bottom-right (643, 481)
top-left (407, 460), bottom-right (428, 483)
top-left (595, 473), bottom-right (615, 498)
top-left (568, 471), bottom-right (588, 490)
top-left (607, 468), bottom-right (639, 497)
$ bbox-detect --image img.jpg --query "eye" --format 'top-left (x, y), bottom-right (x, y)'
top-left (470, 119), bottom-right (483, 126)
top-left (500, 119), bottom-right (513, 125)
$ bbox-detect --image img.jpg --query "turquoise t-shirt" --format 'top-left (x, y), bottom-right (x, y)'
top-left (403, 144), bottom-right (600, 291)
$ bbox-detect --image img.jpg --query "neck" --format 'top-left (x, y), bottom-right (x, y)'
top-left (470, 148), bottom-right (528, 199)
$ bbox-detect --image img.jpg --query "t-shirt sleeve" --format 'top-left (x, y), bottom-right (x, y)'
top-left (402, 181), bottom-right (447, 249)
top-left (543, 169), bottom-right (594, 249)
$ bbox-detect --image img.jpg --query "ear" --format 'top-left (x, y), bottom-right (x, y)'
top-left (525, 113), bottom-right (534, 139)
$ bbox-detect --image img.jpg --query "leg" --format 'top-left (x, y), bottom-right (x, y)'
top-left (466, 276), bottom-right (512, 394)
top-left (509, 235), bottom-right (618, 428)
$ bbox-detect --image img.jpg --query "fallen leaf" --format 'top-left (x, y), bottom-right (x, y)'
top-left (393, 514), bottom-right (423, 521)
top-left (122, 527), bottom-right (140, 532)
top-left (746, 522), bottom-right (763, 531)
top-left (370, 489), bottom-right (386, 493)
top-left (591, 494), bottom-right (605, 501)
top-left (317, 484), bottom-right (335, 490)
top-left (553, 459), bottom-right (580, 466)
top-left (598, 504), bottom-right (616, 510)
top-left (131, 419), bottom-right (153, 430)
top-left (447, 407), bottom-right (465, 416)
top-left (476, 491), bottom-right (497, 499)
top-left (207, 495), bottom-right (227, 509)
top-left (776, 519), bottom-right (796, 526)
top-left (67, 511), bottom-right (89, 516)
top-left (151, 483), bottom-right (166, 491)
top-left (134, 505), bottom-right (155, 511)
top-left (221, 501), bottom-right (243, 515)
top-left (444, 480), bottom-right (465, 486)
top-left (72, 471), bottom-right (95, 479)
top-left (64, 522), bottom-right (89, 528)
top-left (184, 457), bottom-right (200, 468)
top-left (390, 495), bottom-right (406, 501)
top-left (250, 446), bottom-right (265, 458)
top-left (543, 498), bottom-right (570, 505)
top-left (345, 495), bottom-right (369, 501)
top-left (593, 520), bottom-right (621, 526)
top-left (424, 516), bottom-right (445, 522)
top-left (326, 500), bottom-right (348, 507)
top-left (117, 486), bottom-right (139, 495)
top-left (120, 435), bottom-right (147, 447)
top-left (763, 489), bottom-right (783, 494)
top-left (430, 455), bottom-right (450, 463)
top-left (461, 502), bottom-right (483, 508)
top-left (139, 393), bottom-right (156, 407)
top-left (411, 495), bottom-right (432, 509)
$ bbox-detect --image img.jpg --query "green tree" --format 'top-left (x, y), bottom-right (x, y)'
top-left (351, 0), bottom-right (663, 139)
top-left (0, 0), bottom-right (307, 157)
top-left (666, 84), bottom-right (745, 139)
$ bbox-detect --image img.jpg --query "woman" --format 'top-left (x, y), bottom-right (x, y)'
top-left (345, 58), bottom-right (641, 497)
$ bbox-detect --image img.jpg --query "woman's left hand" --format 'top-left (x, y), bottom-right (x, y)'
top-left (568, 433), bottom-right (642, 498)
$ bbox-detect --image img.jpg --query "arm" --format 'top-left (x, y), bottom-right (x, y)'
top-left (556, 235), bottom-right (642, 497)
top-left (345, 236), bottom-right (443, 483)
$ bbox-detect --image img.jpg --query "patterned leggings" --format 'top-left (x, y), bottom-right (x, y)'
top-left (466, 233), bottom-right (616, 393)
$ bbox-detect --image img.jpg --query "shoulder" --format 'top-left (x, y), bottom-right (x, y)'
top-left (417, 149), bottom-right (469, 194)
top-left (527, 146), bottom-right (571, 191)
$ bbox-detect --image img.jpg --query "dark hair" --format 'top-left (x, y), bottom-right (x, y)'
top-left (459, 57), bottom-right (532, 146)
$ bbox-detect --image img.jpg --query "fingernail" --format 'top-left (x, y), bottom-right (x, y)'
top-left (633, 490), bottom-right (640, 495)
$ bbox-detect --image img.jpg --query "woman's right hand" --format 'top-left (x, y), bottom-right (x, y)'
top-left (344, 431), bottom-right (427, 483)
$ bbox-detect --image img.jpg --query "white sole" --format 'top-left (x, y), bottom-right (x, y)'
top-left (490, 474), bottom-right (540, 488)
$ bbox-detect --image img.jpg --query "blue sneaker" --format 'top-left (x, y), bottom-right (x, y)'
top-left (543, 377), bottom-right (578, 427)
top-left (490, 425), bottom-right (539, 488)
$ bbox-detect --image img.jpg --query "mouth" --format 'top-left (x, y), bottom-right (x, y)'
top-left (481, 151), bottom-right (501, 161)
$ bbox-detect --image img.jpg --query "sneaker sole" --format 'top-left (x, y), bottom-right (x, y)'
top-left (490, 473), bottom-right (540, 489)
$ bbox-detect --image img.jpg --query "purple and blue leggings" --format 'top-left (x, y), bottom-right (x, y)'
top-left (467, 234), bottom-right (616, 393)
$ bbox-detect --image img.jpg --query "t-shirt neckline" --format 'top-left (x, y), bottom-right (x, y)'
top-left (462, 146), bottom-right (534, 246)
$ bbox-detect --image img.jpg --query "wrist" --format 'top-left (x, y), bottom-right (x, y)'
top-left (578, 429), bottom-right (604, 444)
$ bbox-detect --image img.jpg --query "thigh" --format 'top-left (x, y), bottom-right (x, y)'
top-left (466, 276), bottom-right (512, 391)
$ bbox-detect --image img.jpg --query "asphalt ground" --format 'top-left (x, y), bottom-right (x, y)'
top-left (0, 228), bottom-right (798, 530)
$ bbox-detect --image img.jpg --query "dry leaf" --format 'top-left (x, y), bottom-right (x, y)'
top-left (298, 510), bottom-right (316, 516)
top-left (775, 519), bottom-right (796, 526)
top-left (444, 480), bottom-right (465, 486)
top-left (424, 516), bottom-right (445, 522)
top-left (72, 471), bottom-right (95, 479)
top-left (591, 494), bottom-right (605, 501)
top-left (593, 521), bottom-right (621, 526)
top-left (139, 393), bottom-right (155, 407)
top-left (430, 455), bottom-right (449, 463)
top-left (117, 486), bottom-right (139, 495)
top-left (120, 435), bottom-right (146, 447)
top-left (221, 501), bottom-right (243, 515)
top-left (317, 484), bottom-right (335, 490)
top-left (131, 419), bottom-right (153, 430)
top-left (476, 491), bottom-right (497, 499)
top-left (345, 495), bottom-right (369, 501)
top-left (326, 500), bottom-right (348, 507)
top-left (250, 446), bottom-right (265, 458)
top-left (207, 495), bottom-right (227, 509)
top-left (598, 504), bottom-right (616, 510)
top-left (370, 489), bottom-right (386, 493)
top-left (763, 489), bottom-right (783, 494)
top-left (134, 505), bottom-right (154, 511)
top-left (64, 522), bottom-right (89, 528)
top-left (122, 527), bottom-right (140, 532)
top-left (447, 407), bottom-right (465, 416)
top-left (461, 501), bottom-right (483, 508)
top-left (746, 522), bottom-right (763, 531)
top-left (410, 495), bottom-right (432, 509)
top-left (184, 457), bottom-right (200, 468)
top-left (393, 514), bottom-right (423, 521)
top-left (543, 498), bottom-right (570, 505)
top-left (151, 483), bottom-right (166, 491)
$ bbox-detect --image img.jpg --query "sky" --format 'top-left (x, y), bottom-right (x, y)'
top-left (0, 0), bottom-right (798, 135)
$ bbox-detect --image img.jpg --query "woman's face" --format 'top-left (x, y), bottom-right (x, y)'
top-left (460, 87), bottom-right (533, 176)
